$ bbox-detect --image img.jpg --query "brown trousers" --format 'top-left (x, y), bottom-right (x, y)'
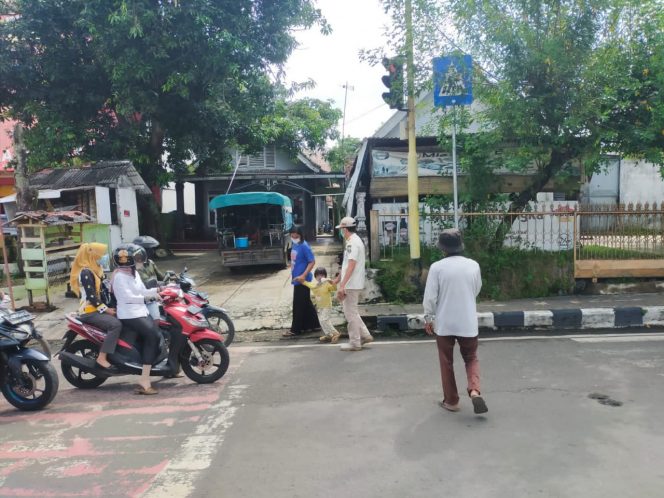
top-left (435, 335), bottom-right (481, 405)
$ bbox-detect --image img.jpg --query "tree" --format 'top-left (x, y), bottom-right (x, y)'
top-left (326, 137), bottom-right (361, 172)
top-left (371, 0), bottom-right (664, 217)
top-left (591, 3), bottom-right (664, 169)
top-left (0, 0), bottom-right (331, 187)
top-left (12, 123), bottom-right (37, 212)
top-left (447, 0), bottom-right (664, 208)
top-left (259, 96), bottom-right (342, 158)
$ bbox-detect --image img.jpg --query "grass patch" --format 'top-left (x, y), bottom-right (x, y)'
top-left (373, 245), bottom-right (575, 303)
top-left (579, 245), bottom-right (664, 259)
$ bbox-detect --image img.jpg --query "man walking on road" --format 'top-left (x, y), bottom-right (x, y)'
top-left (336, 216), bottom-right (373, 351)
top-left (423, 229), bottom-right (488, 414)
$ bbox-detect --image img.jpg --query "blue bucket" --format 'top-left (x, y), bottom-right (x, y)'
top-left (236, 237), bottom-right (249, 249)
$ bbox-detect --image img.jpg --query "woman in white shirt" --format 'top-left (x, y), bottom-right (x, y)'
top-left (111, 244), bottom-right (161, 395)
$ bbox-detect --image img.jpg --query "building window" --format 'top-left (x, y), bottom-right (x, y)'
top-left (109, 188), bottom-right (118, 225)
top-left (208, 194), bottom-right (218, 227)
top-left (237, 146), bottom-right (276, 170)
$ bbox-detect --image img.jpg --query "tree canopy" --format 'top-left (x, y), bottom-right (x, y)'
top-left (0, 0), bottom-right (337, 185)
top-left (373, 0), bottom-right (664, 209)
top-left (448, 0), bottom-right (664, 206)
top-left (326, 137), bottom-right (362, 172)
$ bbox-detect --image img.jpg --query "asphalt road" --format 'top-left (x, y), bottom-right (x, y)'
top-left (2, 332), bottom-right (664, 497)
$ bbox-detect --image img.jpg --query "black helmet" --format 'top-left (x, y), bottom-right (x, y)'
top-left (133, 235), bottom-right (160, 249)
top-left (134, 246), bottom-right (148, 264)
top-left (113, 243), bottom-right (141, 268)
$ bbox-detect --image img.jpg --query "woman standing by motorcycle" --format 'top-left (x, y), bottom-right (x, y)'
top-left (110, 244), bottom-right (161, 395)
top-left (69, 243), bottom-right (121, 370)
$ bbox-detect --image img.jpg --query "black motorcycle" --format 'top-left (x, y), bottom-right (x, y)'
top-left (0, 309), bottom-right (59, 411)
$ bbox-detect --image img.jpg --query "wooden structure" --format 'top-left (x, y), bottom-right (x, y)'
top-left (369, 175), bottom-right (555, 198)
top-left (574, 203), bottom-right (664, 280)
top-left (11, 210), bottom-right (93, 307)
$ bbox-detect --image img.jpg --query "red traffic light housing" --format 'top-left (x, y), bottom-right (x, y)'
top-left (381, 57), bottom-right (404, 110)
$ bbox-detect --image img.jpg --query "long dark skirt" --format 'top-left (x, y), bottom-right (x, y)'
top-left (121, 316), bottom-right (161, 365)
top-left (78, 312), bottom-right (123, 354)
top-left (291, 284), bottom-right (320, 334)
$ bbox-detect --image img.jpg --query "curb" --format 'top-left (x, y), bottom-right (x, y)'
top-left (374, 306), bottom-right (664, 332)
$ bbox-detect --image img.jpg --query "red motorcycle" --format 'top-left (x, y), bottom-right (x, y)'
top-left (57, 286), bottom-right (229, 389)
top-left (165, 268), bottom-right (235, 346)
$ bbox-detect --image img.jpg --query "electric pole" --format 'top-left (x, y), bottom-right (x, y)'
top-left (405, 0), bottom-right (420, 262)
top-left (341, 82), bottom-right (354, 150)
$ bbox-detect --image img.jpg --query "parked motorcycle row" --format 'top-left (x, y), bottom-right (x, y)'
top-left (1, 262), bottom-right (235, 412)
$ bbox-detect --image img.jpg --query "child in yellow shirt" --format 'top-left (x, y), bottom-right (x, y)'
top-left (298, 267), bottom-right (340, 343)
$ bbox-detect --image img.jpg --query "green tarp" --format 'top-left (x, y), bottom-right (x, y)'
top-left (208, 192), bottom-right (292, 210)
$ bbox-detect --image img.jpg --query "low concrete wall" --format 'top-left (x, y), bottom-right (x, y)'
top-left (374, 306), bottom-right (664, 332)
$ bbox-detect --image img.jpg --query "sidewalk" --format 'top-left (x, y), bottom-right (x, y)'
top-left (18, 241), bottom-right (664, 344)
top-left (25, 238), bottom-right (345, 343)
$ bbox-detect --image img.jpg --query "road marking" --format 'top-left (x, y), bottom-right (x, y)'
top-left (141, 363), bottom-right (250, 498)
top-left (571, 335), bottom-right (664, 343)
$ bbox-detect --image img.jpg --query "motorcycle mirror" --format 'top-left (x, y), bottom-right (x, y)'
top-left (183, 266), bottom-right (188, 273)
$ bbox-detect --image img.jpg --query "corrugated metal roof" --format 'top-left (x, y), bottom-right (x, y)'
top-left (29, 161), bottom-right (151, 195)
top-left (10, 210), bottom-right (94, 226)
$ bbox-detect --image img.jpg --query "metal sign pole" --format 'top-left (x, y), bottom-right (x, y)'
top-left (452, 104), bottom-right (459, 228)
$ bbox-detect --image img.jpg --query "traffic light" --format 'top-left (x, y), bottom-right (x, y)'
top-left (381, 57), bottom-right (404, 110)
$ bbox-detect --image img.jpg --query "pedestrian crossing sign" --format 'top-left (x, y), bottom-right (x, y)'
top-left (433, 55), bottom-right (473, 107)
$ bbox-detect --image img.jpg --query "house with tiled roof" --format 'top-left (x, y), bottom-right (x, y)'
top-left (173, 146), bottom-right (345, 243)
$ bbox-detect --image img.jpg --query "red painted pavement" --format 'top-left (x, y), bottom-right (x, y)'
top-left (0, 349), bottom-right (249, 497)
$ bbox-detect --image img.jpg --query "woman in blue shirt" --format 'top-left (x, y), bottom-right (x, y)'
top-left (283, 225), bottom-right (321, 337)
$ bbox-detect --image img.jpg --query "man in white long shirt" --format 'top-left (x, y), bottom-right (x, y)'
top-left (423, 229), bottom-right (488, 414)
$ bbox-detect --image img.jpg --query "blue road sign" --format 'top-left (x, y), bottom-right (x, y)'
top-left (433, 55), bottom-right (473, 107)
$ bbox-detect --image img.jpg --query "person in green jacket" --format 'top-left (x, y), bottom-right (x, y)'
top-left (134, 247), bottom-right (164, 322)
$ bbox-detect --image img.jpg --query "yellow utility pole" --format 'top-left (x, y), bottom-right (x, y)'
top-left (405, 0), bottom-right (420, 262)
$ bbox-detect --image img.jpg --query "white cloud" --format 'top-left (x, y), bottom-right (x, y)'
top-left (284, 0), bottom-right (396, 140)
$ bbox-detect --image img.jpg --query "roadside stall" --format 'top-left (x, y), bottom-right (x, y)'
top-left (11, 210), bottom-right (93, 308)
top-left (208, 192), bottom-right (293, 268)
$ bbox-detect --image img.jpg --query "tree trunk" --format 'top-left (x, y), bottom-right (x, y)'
top-left (491, 149), bottom-right (572, 249)
top-left (13, 124), bottom-right (37, 212)
top-left (137, 119), bottom-right (166, 241)
top-left (174, 181), bottom-right (185, 241)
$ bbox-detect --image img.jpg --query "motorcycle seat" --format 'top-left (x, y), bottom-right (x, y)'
top-left (66, 313), bottom-right (84, 326)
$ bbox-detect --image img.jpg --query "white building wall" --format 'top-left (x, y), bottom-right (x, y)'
top-left (161, 182), bottom-right (196, 214)
top-left (94, 186), bottom-right (112, 224)
top-left (620, 159), bottom-right (664, 205)
top-left (109, 225), bottom-right (123, 250)
top-left (117, 188), bottom-right (140, 242)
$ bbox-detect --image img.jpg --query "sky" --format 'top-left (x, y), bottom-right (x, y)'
top-left (284, 0), bottom-right (395, 142)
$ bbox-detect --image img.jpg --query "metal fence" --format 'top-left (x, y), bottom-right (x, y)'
top-left (376, 204), bottom-right (577, 260)
top-left (576, 203), bottom-right (664, 260)
top-left (375, 202), bottom-right (664, 264)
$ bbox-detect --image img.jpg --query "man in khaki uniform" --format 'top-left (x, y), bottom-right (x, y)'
top-left (335, 217), bottom-right (373, 351)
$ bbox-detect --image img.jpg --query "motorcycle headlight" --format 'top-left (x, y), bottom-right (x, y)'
top-left (11, 324), bottom-right (32, 340)
top-left (182, 315), bottom-right (209, 329)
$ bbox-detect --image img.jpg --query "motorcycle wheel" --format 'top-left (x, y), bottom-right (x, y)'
top-left (1, 360), bottom-right (59, 411)
top-left (60, 339), bottom-right (108, 389)
top-left (205, 311), bottom-right (235, 347)
top-left (181, 339), bottom-right (229, 384)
